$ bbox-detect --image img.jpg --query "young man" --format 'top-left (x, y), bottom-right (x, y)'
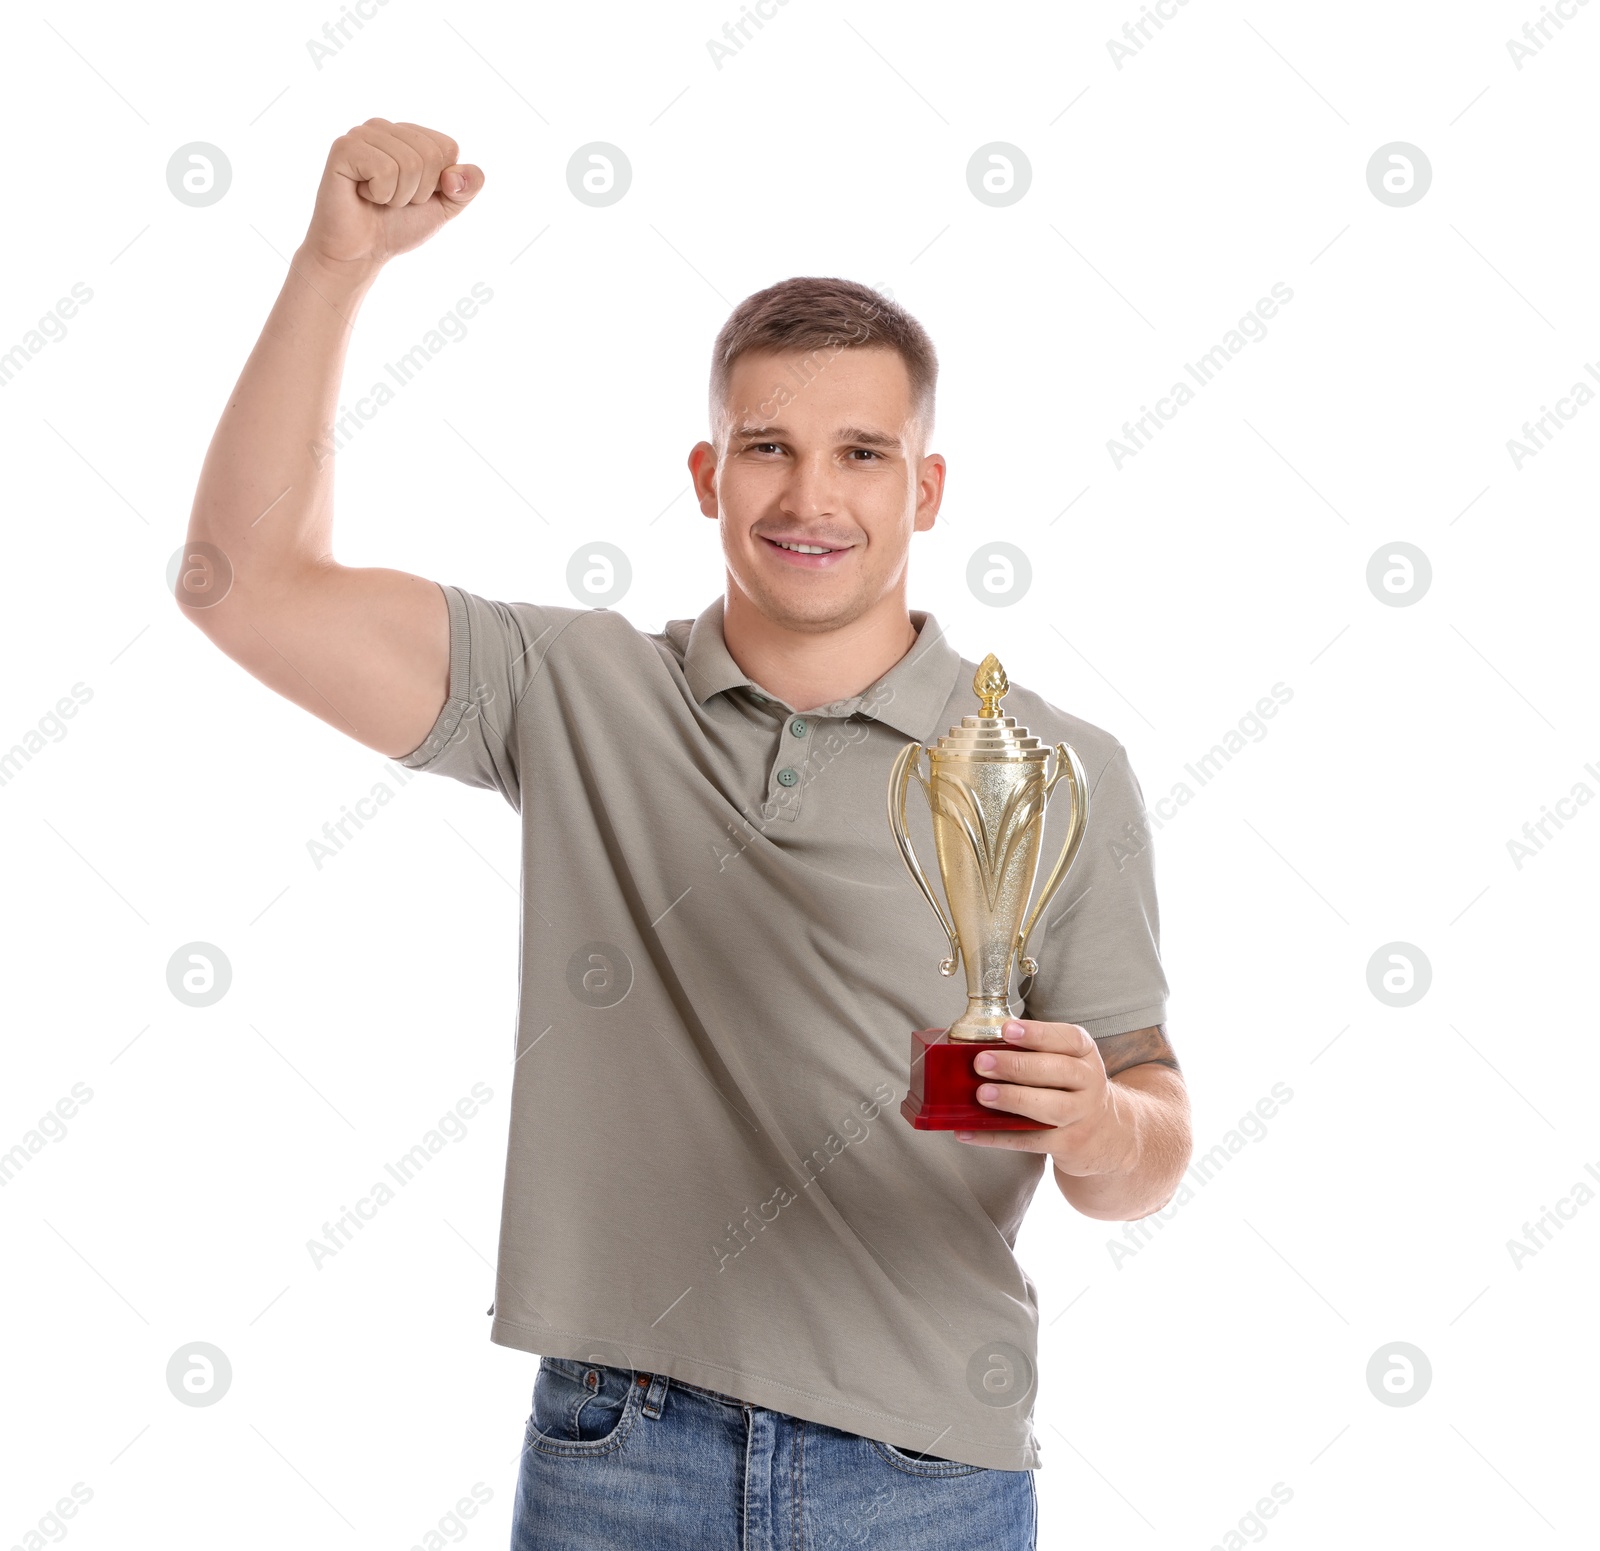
top-left (182, 118), bottom-right (1190, 1550)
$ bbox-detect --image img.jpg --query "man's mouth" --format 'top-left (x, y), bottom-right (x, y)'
top-left (759, 534), bottom-right (853, 565)
top-left (772, 538), bottom-right (838, 554)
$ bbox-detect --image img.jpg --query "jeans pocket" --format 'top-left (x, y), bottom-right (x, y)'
top-left (870, 1438), bottom-right (988, 1477)
top-left (527, 1357), bottom-right (639, 1457)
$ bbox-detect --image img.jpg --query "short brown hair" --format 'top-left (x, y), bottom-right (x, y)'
top-left (708, 276), bottom-right (938, 447)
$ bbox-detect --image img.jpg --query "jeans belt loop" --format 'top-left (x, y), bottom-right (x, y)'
top-left (642, 1370), bottom-right (670, 1419)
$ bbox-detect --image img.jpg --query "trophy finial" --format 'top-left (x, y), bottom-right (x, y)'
top-left (973, 654), bottom-right (1008, 719)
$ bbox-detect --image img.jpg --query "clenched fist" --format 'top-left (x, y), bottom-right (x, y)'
top-left (302, 118), bottom-right (483, 275)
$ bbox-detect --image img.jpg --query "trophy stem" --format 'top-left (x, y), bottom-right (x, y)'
top-left (946, 994), bottom-right (1016, 1043)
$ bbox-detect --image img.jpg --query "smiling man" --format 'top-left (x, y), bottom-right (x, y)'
top-left (181, 118), bottom-right (1190, 1551)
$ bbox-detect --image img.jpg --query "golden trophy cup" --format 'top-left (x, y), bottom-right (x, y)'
top-left (887, 655), bottom-right (1089, 1130)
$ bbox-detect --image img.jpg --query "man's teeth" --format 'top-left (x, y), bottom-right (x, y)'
top-left (774, 540), bottom-right (836, 554)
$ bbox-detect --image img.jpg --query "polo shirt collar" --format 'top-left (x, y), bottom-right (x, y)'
top-left (682, 594), bottom-right (963, 744)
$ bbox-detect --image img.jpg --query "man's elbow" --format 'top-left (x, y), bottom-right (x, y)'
top-left (171, 538), bottom-right (237, 628)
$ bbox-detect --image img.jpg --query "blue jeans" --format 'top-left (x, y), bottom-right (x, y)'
top-left (511, 1356), bottom-right (1037, 1550)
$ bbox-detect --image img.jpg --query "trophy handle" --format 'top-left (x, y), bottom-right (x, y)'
top-left (1014, 742), bottom-right (1090, 977)
top-left (887, 742), bottom-right (961, 976)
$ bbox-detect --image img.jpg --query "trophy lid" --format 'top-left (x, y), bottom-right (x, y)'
top-left (929, 654), bottom-right (1047, 760)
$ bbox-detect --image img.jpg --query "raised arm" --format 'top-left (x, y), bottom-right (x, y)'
top-left (178, 118), bottom-right (485, 759)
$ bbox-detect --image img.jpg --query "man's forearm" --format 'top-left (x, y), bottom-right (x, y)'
top-left (187, 248), bottom-right (380, 580)
top-left (1055, 1064), bottom-right (1191, 1221)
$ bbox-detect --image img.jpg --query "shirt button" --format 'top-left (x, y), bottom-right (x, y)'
top-left (789, 717), bottom-right (808, 738)
top-left (776, 767), bottom-right (799, 787)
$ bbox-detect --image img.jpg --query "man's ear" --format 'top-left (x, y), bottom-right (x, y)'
top-left (688, 441), bottom-right (719, 519)
top-left (912, 450), bottom-right (946, 531)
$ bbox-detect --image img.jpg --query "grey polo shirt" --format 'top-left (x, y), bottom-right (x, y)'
top-left (397, 583), bottom-right (1169, 1471)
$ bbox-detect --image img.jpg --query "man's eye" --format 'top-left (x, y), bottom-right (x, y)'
top-left (849, 449), bottom-right (882, 461)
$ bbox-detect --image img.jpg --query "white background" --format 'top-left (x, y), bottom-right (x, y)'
top-left (2, 1), bottom-right (1596, 1547)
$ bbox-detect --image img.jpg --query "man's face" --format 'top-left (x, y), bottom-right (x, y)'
top-left (688, 345), bottom-right (945, 633)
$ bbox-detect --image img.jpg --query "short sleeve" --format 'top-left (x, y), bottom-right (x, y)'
top-left (1021, 742), bottom-right (1169, 1036)
top-left (393, 583), bottom-right (584, 808)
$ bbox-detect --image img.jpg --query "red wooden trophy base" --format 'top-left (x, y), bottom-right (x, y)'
top-left (900, 1027), bottom-right (1053, 1131)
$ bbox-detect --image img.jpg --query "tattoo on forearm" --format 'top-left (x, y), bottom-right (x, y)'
top-left (1094, 1024), bottom-right (1181, 1079)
